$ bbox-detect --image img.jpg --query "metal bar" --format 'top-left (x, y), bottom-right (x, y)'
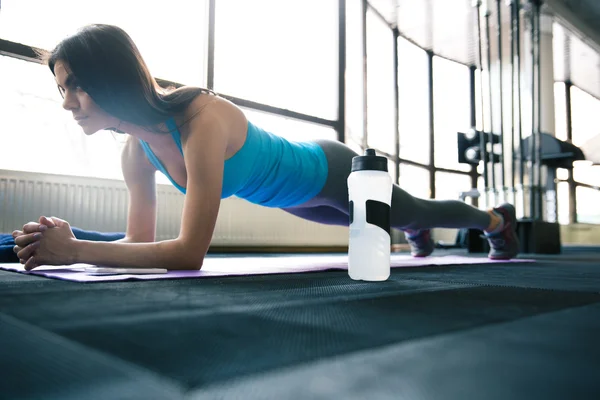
top-left (469, 65), bottom-right (480, 205)
top-left (474, 0), bottom-right (490, 207)
top-left (528, 2), bottom-right (536, 219)
top-left (565, 80), bottom-right (577, 223)
top-left (427, 50), bottom-right (436, 199)
top-left (393, 28), bottom-right (401, 183)
top-left (206, 0), bottom-right (216, 90)
top-left (563, 25), bottom-right (571, 132)
top-left (529, 1), bottom-right (538, 219)
top-left (484, 2), bottom-right (497, 199)
top-left (426, 0), bottom-right (436, 199)
top-left (508, 0), bottom-right (517, 204)
top-left (398, 156), bottom-right (429, 169)
top-left (469, 66), bottom-right (478, 129)
top-left (377, 152), bottom-right (478, 177)
top-left (535, 1), bottom-right (543, 220)
top-left (562, 181), bottom-right (599, 192)
top-left (554, 81), bottom-right (600, 103)
top-left (362, 0), bottom-right (369, 149)
top-left (337, 0), bottom-right (347, 143)
top-left (435, 166), bottom-right (476, 176)
top-left (496, 0), bottom-right (506, 197)
top-left (565, 81), bottom-right (573, 142)
top-left (515, 0), bottom-right (526, 214)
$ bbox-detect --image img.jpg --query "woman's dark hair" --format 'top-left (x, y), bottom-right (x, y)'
top-left (46, 24), bottom-right (213, 132)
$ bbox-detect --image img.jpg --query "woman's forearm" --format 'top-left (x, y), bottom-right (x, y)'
top-left (73, 239), bottom-right (202, 270)
top-left (113, 236), bottom-right (153, 244)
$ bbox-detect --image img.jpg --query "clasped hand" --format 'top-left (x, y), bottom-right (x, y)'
top-left (12, 216), bottom-right (78, 270)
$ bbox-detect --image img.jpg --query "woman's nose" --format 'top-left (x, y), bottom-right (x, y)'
top-left (62, 90), bottom-right (79, 111)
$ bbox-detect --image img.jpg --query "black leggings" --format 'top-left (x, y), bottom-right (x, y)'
top-left (282, 139), bottom-right (491, 231)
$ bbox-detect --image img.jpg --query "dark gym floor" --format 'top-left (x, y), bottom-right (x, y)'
top-left (1, 247), bottom-right (600, 400)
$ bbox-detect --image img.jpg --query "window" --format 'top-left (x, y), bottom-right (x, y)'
top-left (388, 159), bottom-right (397, 184)
top-left (214, 0), bottom-right (338, 120)
top-left (553, 23), bottom-right (567, 85)
top-left (434, 172), bottom-right (472, 244)
top-left (433, 56), bottom-right (471, 172)
top-left (553, 82), bottom-right (567, 142)
top-left (576, 186), bottom-right (600, 224)
top-left (570, 86), bottom-right (600, 187)
top-left (474, 68), bottom-right (484, 132)
top-left (398, 38), bottom-right (429, 165)
top-left (367, 0), bottom-right (396, 24)
top-left (435, 172), bottom-right (472, 200)
top-left (573, 166), bottom-right (599, 187)
top-left (365, 8), bottom-right (395, 154)
top-left (345, 0), bottom-right (365, 146)
top-left (242, 109), bottom-right (337, 143)
top-left (569, 32), bottom-right (600, 107)
top-left (399, 164), bottom-right (430, 199)
top-left (570, 86), bottom-right (600, 148)
top-left (556, 181), bottom-right (569, 225)
top-left (551, 82), bottom-right (569, 224)
top-left (0, 0), bottom-right (208, 86)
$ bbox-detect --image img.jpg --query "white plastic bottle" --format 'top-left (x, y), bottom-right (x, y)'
top-left (347, 148), bottom-right (393, 281)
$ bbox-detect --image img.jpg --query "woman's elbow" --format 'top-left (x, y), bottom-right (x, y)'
top-left (167, 238), bottom-right (207, 270)
top-left (185, 261), bottom-right (203, 271)
top-left (178, 254), bottom-right (204, 271)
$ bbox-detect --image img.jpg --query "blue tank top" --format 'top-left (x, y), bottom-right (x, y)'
top-left (139, 118), bottom-right (328, 208)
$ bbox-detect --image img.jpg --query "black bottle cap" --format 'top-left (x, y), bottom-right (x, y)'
top-left (351, 148), bottom-right (388, 172)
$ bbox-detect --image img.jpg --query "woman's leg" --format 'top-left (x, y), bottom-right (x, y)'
top-left (282, 205), bottom-right (349, 226)
top-left (310, 139), bottom-right (494, 231)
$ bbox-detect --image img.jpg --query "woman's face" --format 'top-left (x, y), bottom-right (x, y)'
top-left (54, 60), bottom-right (119, 135)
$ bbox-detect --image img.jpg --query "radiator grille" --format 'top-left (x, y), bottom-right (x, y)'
top-left (0, 170), bottom-right (348, 246)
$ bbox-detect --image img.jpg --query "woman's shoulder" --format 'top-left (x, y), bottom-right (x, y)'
top-left (121, 136), bottom-right (156, 174)
top-left (177, 92), bottom-right (247, 135)
top-left (184, 92), bottom-right (239, 119)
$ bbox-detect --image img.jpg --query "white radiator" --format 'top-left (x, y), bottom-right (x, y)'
top-left (0, 169), bottom-right (349, 247)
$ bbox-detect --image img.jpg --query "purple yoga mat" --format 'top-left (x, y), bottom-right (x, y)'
top-left (0, 254), bottom-right (532, 283)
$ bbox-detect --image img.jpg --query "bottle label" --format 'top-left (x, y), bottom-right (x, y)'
top-left (366, 200), bottom-right (390, 235)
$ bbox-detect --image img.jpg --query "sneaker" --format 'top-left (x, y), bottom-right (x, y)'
top-left (405, 229), bottom-right (435, 257)
top-left (485, 203), bottom-right (520, 260)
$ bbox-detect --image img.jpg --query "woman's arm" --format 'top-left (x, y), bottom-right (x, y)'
top-left (20, 100), bottom-right (233, 271)
top-left (73, 237), bottom-right (192, 269)
top-left (74, 105), bottom-right (229, 269)
top-left (15, 217), bottom-right (193, 270)
top-left (120, 137), bottom-right (158, 243)
top-left (68, 137), bottom-right (172, 267)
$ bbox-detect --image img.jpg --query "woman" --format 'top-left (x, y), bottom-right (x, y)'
top-left (12, 24), bottom-right (518, 271)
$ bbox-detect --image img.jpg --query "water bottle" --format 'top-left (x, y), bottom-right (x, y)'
top-left (347, 148), bottom-right (393, 281)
